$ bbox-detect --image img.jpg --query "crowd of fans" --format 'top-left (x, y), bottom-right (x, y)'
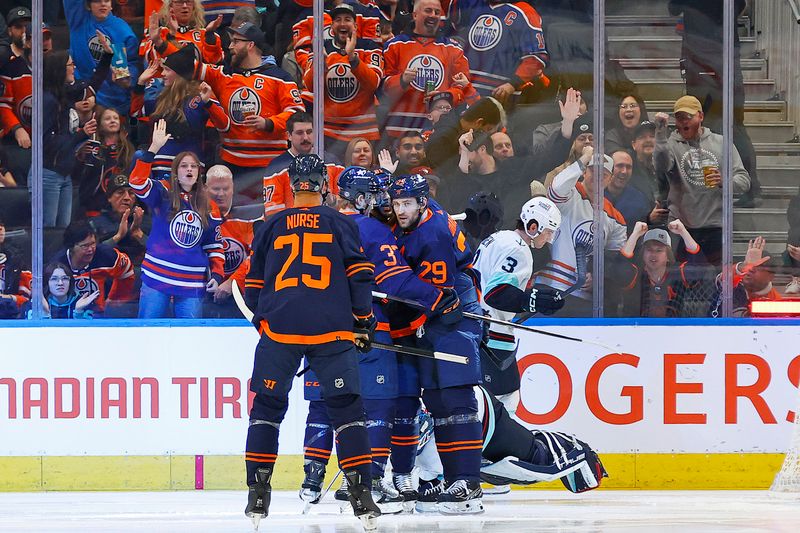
top-left (0, 0), bottom-right (796, 320)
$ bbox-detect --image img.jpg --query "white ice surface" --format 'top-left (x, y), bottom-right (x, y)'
top-left (1, 490), bottom-right (799, 532)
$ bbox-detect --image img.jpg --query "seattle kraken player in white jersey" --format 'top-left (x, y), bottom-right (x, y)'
top-left (473, 196), bottom-right (564, 413)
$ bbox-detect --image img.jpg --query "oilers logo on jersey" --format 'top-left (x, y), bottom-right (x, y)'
top-left (407, 55), bottom-right (444, 92)
top-left (326, 63), bottom-right (359, 103)
top-left (228, 87), bottom-right (262, 125)
top-left (469, 15), bottom-right (503, 51)
top-left (74, 276), bottom-right (101, 296)
top-left (221, 236), bottom-right (247, 275)
top-left (169, 210), bottom-right (204, 249)
top-left (87, 32), bottom-right (109, 61)
top-left (572, 220), bottom-right (595, 251)
top-left (19, 95), bottom-right (32, 126)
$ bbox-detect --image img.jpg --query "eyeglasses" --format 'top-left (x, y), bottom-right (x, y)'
top-left (432, 105), bottom-right (452, 112)
top-left (75, 241), bottom-right (96, 250)
top-left (619, 103), bottom-right (640, 110)
top-left (230, 38), bottom-right (252, 44)
top-left (50, 276), bottom-right (71, 283)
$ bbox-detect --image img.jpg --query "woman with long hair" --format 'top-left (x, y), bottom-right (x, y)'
top-left (141, 0), bottom-right (224, 68)
top-left (40, 50), bottom-right (98, 227)
top-left (344, 138), bottom-right (377, 169)
top-left (34, 262), bottom-right (98, 319)
top-left (73, 106), bottom-right (135, 217)
top-left (128, 119), bottom-right (224, 319)
top-left (132, 43), bottom-right (230, 179)
top-left (606, 93), bottom-right (648, 156)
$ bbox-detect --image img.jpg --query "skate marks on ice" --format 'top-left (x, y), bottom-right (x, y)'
top-left (1, 490), bottom-right (800, 532)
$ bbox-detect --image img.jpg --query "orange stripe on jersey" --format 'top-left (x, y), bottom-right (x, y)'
top-left (258, 319), bottom-right (355, 344)
top-left (375, 265), bottom-right (412, 284)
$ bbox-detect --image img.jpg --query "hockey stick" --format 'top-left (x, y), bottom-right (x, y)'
top-left (372, 290), bottom-right (615, 351)
top-left (230, 283), bottom-right (469, 374)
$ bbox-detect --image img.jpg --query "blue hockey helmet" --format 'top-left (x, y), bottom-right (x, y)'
top-left (289, 154), bottom-right (327, 193)
top-left (338, 166), bottom-right (380, 212)
top-left (372, 168), bottom-right (393, 210)
top-left (387, 173), bottom-right (429, 202)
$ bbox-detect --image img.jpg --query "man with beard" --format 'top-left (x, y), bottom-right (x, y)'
top-left (630, 120), bottom-right (669, 228)
top-left (654, 95), bottom-right (750, 265)
top-left (195, 21), bottom-right (305, 198)
top-left (301, 3), bottom-right (383, 158)
top-left (604, 150), bottom-right (652, 233)
top-left (382, 0), bottom-right (474, 138)
top-left (6, 6), bottom-right (29, 59)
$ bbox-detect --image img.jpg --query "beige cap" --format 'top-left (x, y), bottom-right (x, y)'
top-left (673, 95), bottom-right (703, 115)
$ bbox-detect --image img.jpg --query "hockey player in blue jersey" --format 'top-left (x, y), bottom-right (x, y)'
top-left (242, 154), bottom-right (381, 531)
top-left (388, 173), bottom-right (485, 514)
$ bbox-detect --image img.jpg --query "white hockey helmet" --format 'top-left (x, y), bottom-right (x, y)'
top-left (520, 197), bottom-right (561, 239)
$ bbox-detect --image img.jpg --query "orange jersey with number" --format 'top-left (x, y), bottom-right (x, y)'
top-left (302, 39), bottom-right (383, 141)
top-left (139, 27), bottom-right (224, 69)
top-left (199, 63), bottom-right (305, 167)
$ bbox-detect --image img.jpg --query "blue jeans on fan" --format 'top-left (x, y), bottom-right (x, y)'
top-left (137, 282), bottom-right (203, 319)
top-left (32, 168), bottom-right (72, 228)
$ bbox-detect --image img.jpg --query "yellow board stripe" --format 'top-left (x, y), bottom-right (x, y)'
top-left (0, 454), bottom-right (787, 492)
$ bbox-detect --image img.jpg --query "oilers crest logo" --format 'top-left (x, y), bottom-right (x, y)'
top-left (74, 276), bottom-right (100, 296)
top-left (571, 220), bottom-right (595, 251)
top-left (18, 95), bottom-right (32, 127)
top-left (229, 87), bottom-right (261, 125)
top-left (169, 210), bottom-right (203, 249)
top-left (221, 237), bottom-right (246, 275)
top-left (469, 15), bottom-right (503, 51)
top-left (407, 55), bottom-right (444, 92)
top-left (88, 32), bottom-right (109, 62)
top-left (327, 63), bottom-right (359, 103)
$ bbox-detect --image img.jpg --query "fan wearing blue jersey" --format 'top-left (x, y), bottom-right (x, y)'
top-left (388, 174), bottom-right (484, 515)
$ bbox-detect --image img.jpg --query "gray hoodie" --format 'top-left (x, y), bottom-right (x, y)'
top-left (654, 126), bottom-right (750, 229)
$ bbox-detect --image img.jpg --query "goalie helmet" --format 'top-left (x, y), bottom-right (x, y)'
top-left (289, 154), bottom-right (327, 193)
top-left (520, 197), bottom-right (561, 239)
top-left (338, 166), bottom-right (380, 213)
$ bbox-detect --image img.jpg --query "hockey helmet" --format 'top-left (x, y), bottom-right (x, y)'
top-left (387, 173), bottom-right (429, 202)
top-left (289, 154), bottom-right (327, 193)
top-left (520, 197), bottom-right (561, 239)
top-left (338, 166), bottom-right (380, 212)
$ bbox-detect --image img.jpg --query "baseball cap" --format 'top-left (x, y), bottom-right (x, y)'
top-left (587, 153), bottom-right (614, 174)
top-left (228, 21), bottom-right (266, 48)
top-left (106, 174), bottom-right (131, 196)
top-left (643, 228), bottom-right (675, 260)
top-left (428, 91), bottom-right (453, 112)
top-left (331, 3), bottom-right (356, 18)
top-left (7, 6), bottom-right (31, 26)
top-left (633, 120), bottom-right (656, 138)
top-left (42, 22), bottom-right (52, 35)
top-left (673, 95), bottom-right (702, 116)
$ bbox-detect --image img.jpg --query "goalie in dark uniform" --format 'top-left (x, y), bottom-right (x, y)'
top-left (242, 154), bottom-right (381, 531)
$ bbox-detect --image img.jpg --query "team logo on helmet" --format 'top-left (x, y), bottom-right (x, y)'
top-left (229, 87), bottom-right (261, 125)
top-left (74, 276), bottom-right (100, 296)
top-left (221, 237), bottom-right (246, 275)
top-left (169, 210), bottom-right (204, 249)
top-left (407, 55), bottom-right (444, 92)
top-left (326, 63), bottom-right (359, 103)
top-left (469, 15), bottom-right (503, 51)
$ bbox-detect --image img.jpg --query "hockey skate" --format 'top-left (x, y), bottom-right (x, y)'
top-left (415, 476), bottom-right (444, 512)
top-left (392, 472), bottom-right (418, 513)
top-left (437, 478), bottom-right (484, 515)
top-left (244, 467), bottom-right (272, 530)
top-left (371, 476), bottom-right (404, 514)
top-left (344, 470), bottom-right (382, 532)
top-left (299, 460), bottom-right (326, 514)
top-left (334, 474), bottom-right (352, 513)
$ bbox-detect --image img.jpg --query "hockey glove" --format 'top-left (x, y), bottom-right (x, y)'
top-left (353, 314), bottom-right (377, 353)
top-left (433, 288), bottom-right (462, 326)
top-left (526, 287), bottom-right (565, 315)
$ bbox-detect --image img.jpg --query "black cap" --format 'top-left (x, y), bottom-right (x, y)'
top-left (227, 21), bottom-right (266, 49)
top-left (106, 174), bottom-right (131, 196)
top-left (331, 3), bottom-right (356, 18)
top-left (163, 43), bottom-right (198, 80)
top-left (427, 91), bottom-right (453, 112)
top-left (571, 114), bottom-right (593, 140)
top-left (7, 6), bottom-right (31, 26)
top-left (633, 120), bottom-right (656, 139)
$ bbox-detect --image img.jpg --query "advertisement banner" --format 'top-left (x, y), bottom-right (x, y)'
top-left (1, 325), bottom-right (799, 456)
